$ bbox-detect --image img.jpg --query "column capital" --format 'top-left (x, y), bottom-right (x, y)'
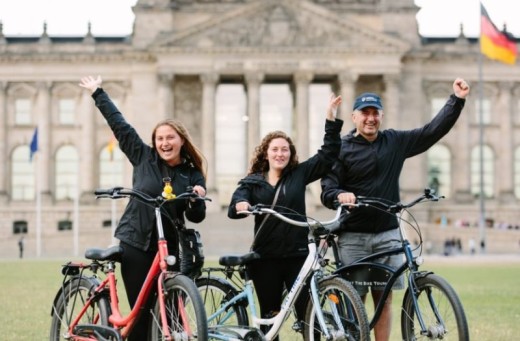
top-left (158, 73), bottom-right (174, 85)
top-left (383, 73), bottom-right (400, 85)
top-left (338, 72), bottom-right (358, 85)
top-left (293, 71), bottom-right (314, 85)
top-left (498, 81), bottom-right (513, 92)
top-left (244, 72), bottom-right (264, 86)
top-left (36, 81), bottom-right (52, 91)
top-left (200, 73), bottom-right (220, 85)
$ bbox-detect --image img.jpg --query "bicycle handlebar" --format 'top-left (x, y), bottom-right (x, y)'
top-left (354, 187), bottom-right (443, 214)
top-left (94, 187), bottom-right (211, 206)
top-left (238, 203), bottom-right (346, 231)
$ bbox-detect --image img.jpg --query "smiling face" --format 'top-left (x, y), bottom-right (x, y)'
top-left (352, 106), bottom-right (383, 142)
top-left (154, 124), bottom-right (184, 166)
top-left (266, 137), bottom-right (291, 173)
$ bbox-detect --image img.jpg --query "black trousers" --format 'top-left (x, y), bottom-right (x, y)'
top-left (120, 242), bottom-right (156, 341)
top-left (247, 256), bottom-right (308, 339)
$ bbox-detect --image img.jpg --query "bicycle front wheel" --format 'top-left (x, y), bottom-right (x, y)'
top-left (196, 276), bottom-right (249, 332)
top-left (304, 277), bottom-right (370, 341)
top-left (401, 273), bottom-right (469, 341)
top-left (150, 274), bottom-right (208, 341)
top-left (49, 276), bottom-right (111, 341)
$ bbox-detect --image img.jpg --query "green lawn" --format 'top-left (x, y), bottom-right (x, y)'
top-left (1, 258), bottom-right (518, 340)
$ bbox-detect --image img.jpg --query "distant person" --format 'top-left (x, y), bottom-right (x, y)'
top-left (468, 238), bottom-right (476, 255)
top-left (18, 236), bottom-right (24, 259)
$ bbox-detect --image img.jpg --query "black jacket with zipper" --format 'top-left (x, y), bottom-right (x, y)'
top-left (228, 119), bottom-right (343, 258)
top-left (93, 88), bottom-right (206, 252)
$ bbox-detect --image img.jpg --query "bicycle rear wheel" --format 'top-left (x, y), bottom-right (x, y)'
top-left (303, 277), bottom-right (370, 341)
top-left (401, 273), bottom-right (469, 340)
top-left (196, 276), bottom-right (249, 335)
top-left (49, 276), bottom-right (112, 341)
top-left (150, 274), bottom-right (208, 341)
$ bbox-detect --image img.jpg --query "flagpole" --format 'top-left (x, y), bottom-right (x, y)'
top-left (35, 153), bottom-right (42, 258)
top-left (73, 163), bottom-right (80, 257)
top-left (478, 3), bottom-right (486, 254)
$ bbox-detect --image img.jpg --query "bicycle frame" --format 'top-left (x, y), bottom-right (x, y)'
top-left (52, 187), bottom-right (207, 341)
top-left (207, 238), bottom-right (330, 340)
top-left (331, 195), bottom-right (448, 334)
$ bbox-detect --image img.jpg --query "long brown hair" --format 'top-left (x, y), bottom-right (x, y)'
top-left (248, 131), bottom-right (298, 175)
top-left (151, 119), bottom-right (207, 180)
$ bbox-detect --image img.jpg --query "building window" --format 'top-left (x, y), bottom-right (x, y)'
top-left (471, 145), bottom-right (494, 198)
top-left (13, 220), bottom-right (28, 234)
top-left (99, 142), bottom-right (125, 188)
top-left (514, 147), bottom-right (520, 198)
top-left (431, 98), bottom-right (446, 118)
top-left (58, 220), bottom-right (73, 231)
top-left (11, 145), bottom-right (35, 200)
top-left (215, 84), bottom-right (247, 176)
top-left (15, 99), bottom-right (31, 125)
top-left (58, 99), bottom-right (75, 125)
top-left (475, 98), bottom-right (491, 125)
top-left (427, 144), bottom-right (452, 197)
top-left (55, 145), bottom-right (79, 200)
top-left (260, 84), bottom-right (293, 137)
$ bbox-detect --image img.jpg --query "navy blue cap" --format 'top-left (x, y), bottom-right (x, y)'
top-left (353, 92), bottom-right (383, 111)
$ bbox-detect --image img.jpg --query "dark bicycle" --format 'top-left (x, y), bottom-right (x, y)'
top-left (325, 188), bottom-right (469, 340)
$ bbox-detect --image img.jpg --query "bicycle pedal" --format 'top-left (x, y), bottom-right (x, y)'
top-left (292, 320), bottom-right (303, 333)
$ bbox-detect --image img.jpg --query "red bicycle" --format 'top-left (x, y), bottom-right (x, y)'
top-left (49, 186), bottom-right (210, 340)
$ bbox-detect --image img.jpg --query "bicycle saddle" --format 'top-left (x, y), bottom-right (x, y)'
top-left (219, 252), bottom-right (260, 266)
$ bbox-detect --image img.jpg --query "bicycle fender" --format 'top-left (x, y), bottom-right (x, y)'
top-left (50, 276), bottom-right (106, 316)
top-left (195, 275), bottom-right (249, 307)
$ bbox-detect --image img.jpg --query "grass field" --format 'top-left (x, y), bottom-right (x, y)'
top-left (1, 256), bottom-right (519, 340)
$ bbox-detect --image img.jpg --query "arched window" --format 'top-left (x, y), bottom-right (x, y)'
top-left (427, 145), bottom-right (451, 197)
top-left (11, 145), bottom-right (35, 200)
top-left (514, 147), bottom-right (520, 198)
top-left (99, 143), bottom-right (125, 188)
top-left (55, 145), bottom-right (79, 200)
top-left (470, 145), bottom-right (494, 198)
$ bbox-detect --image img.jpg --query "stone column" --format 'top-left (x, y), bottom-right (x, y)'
top-left (200, 73), bottom-right (219, 198)
top-left (294, 71), bottom-right (313, 160)
top-left (338, 72), bottom-right (358, 124)
top-left (79, 88), bottom-right (95, 203)
top-left (0, 82), bottom-right (6, 202)
top-left (158, 73), bottom-right (174, 119)
top-left (497, 82), bottom-right (514, 202)
top-left (35, 81), bottom-right (52, 201)
top-left (245, 72), bottom-right (264, 162)
top-left (383, 74), bottom-right (400, 129)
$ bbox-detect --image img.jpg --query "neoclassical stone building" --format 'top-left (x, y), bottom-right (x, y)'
top-left (1, 0), bottom-right (520, 257)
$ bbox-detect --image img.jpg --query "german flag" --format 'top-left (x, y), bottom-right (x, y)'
top-left (480, 3), bottom-right (517, 65)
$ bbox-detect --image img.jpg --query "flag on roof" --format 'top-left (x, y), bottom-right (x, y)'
top-left (480, 2), bottom-right (517, 65)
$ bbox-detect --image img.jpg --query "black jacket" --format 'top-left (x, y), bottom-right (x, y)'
top-left (93, 88), bottom-right (206, 251)
top-left (228, 119), bottom-right (343, 258)
top-left (321, 94), bottom-right (465, 233)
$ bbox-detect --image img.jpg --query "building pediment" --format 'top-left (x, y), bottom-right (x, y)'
top-left (152, 0), bottom-right (409, 54)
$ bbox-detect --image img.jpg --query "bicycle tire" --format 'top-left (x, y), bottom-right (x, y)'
top-left (401, 273), bottom-right (469, 341)
top-left (149, 274), bottom-right (208, 341)
top-left (303, 276), bottom-right (370, 341)
top-left (49, 276), bottom-right (112, 341)
top-left (196, 276), bottom-right (249, 333)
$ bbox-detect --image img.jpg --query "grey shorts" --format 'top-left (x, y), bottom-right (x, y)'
top-left (337, 229), bottom-right (405, 295)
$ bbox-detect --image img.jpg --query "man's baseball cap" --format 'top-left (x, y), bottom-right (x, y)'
top-left (353, 92), bottom-right (383, 110)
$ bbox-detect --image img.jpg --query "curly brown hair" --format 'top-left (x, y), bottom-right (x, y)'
top-left (151, 119), bottom-right (207, 180)
top-left (248, 131), bottom-right (299, 175)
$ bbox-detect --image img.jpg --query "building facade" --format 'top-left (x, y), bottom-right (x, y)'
top-left (1, 0), bottom-right (520, 257)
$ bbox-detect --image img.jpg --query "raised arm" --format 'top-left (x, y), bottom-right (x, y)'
top-left (326, 93), bottom-right (341, 121)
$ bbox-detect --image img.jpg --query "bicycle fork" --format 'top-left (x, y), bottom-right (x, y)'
top-left (309, 274), bottom-right (345, 340)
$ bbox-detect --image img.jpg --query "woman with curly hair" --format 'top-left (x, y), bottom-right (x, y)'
top-left (228, 94), bottom-right (343, 338)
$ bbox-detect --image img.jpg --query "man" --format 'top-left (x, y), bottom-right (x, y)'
top-left (320, 78), bottom-right (470, 341)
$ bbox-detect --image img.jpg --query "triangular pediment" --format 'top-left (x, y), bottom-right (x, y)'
top-left (152, 0), bottom-right (409, 54)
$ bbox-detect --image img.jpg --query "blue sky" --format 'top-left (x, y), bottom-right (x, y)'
top-left (0, 0), bottom-right (518, 38)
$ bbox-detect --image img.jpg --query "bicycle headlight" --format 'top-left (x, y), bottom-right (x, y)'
top-left (415, 256), bottom-right (424, 266)
top-left (166, 255), bottom-right (176, 266)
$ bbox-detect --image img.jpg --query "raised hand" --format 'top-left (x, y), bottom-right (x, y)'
top-left (453, 78), bottom-right (470, 99)
top-left (79, 75), bottom-right (102, 94)
top-left (327, 93), bottom-right (342, 120)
